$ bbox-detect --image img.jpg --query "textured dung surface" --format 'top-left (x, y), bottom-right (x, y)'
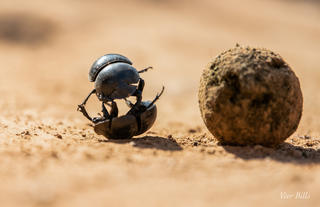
top-left (199, 46), bottom-right (303, 146)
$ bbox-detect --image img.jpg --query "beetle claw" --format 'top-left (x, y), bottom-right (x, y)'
top-left (92, 116), bottom-right (107, 124)
top-left (77, 104), bottom-right (95, 122)
top-left (77, 104), bottom-right (84, 112)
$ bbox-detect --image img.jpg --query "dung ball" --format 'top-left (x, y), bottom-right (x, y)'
top-left (198, 45), bottom-right (303, 147)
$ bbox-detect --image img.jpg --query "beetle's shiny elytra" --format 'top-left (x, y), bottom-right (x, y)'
top-left (90, 54), bottom-right (140, 101)
top-left (89, 54), bottom-right (132, 82)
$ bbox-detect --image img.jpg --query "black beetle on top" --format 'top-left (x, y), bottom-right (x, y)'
top-left (77, 54), bottom-right (164, 139)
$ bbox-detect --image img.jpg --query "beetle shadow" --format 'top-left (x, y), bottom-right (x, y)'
top-left (99, 136), bottom-right (183, 151)
top-left (222, 142), bottom-right (320, 164)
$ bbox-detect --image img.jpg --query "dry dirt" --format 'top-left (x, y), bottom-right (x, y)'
top-left (0, 0), bottom-right (320, 206)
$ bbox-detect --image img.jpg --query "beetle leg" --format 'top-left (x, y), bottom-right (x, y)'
top-left (137, 78), bottom-right (145, 91)
top-left (124, 98), bottom-right (134, 108)
top-left (125, 101), bottom-right (142, 132)
top-left (132, 78), bottom-right (144, 106)
top-left (126, 80), bottom-right (145, 131)
top-left (77, 89), bottom-right (97, 122)
top-left (100, 101), bottom-right (118, 129)
top-left (79, 89), bottom-right (96, 106)
top-left (110, 101), bottom-right (119, 118)
top-left (138, 66), bottom-right (153, 74)
top-left (147, 86), bottom-right (165, 108)
top-left (90, 102), bottom-right (111, 124)
top-left (77, 104), bottom-right (94, 122)
top-left (92, 101), bottom-right (119, 124)
top-left (101, 102), bottom-right (110, 119)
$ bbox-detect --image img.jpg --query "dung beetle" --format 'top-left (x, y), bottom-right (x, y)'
top-left (77, 53), bottom-right (164, 139)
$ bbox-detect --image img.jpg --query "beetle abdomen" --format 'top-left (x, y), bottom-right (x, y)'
top-left (93, 103), bottom-right (157, 139)
top-left (89, 54), bottom-right (132, 82)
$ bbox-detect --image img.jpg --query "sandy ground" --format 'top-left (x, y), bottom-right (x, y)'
top-left (0, 0), bottom-right (320, 206)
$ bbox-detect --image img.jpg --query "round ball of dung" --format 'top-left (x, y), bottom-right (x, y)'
top-left (198, 45), bottom-right (303, 147)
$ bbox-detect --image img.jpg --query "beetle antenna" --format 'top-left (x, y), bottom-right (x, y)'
top-left (147, 86), bottom-right (165, 108)
top-left (138, 66), bottom-right (153, 73)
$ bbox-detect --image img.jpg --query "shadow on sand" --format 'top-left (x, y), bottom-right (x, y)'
top-left (99, 135), bottom-right (183, 151)
top-left (223, 142), bottom-right (320, 164)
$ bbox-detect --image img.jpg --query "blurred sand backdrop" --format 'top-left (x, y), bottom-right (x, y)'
top-left (0, 0), bottom-right (320, 206)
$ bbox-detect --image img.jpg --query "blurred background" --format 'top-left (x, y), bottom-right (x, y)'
top-left (0, 0), bottom-right (320, 206)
